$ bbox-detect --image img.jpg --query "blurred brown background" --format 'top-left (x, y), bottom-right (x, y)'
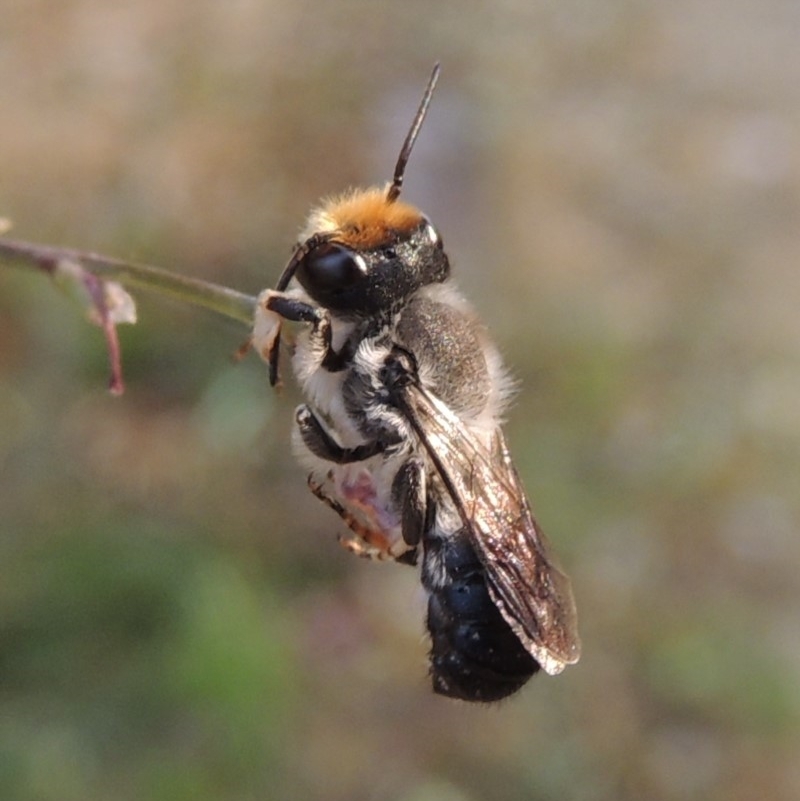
top-left (1, 2), bottom-right (798, 800)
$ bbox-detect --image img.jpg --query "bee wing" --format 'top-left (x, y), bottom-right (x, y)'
top-left (396, 382), bottom-right (581, 675)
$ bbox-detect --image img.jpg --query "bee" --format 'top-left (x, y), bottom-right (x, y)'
top-left (251, 64), bottom-right (580, 701)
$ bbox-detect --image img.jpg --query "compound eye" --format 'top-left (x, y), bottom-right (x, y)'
top-left (422, 220), bottom-right (443, 249)
top-left (298, 243), bottom-right (366, 292)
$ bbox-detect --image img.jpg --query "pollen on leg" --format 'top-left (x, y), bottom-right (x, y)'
top-left (340, 470), bottom-right (379, 508)
top-left (338, 533), bottom-right (394, 561)
top-left (307, 473), bottom-right (395, 560)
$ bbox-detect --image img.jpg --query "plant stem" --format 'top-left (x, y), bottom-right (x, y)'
top-left (0, 237), bottom-right (257, 327)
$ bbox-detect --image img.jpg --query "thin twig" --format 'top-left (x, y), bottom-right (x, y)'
top-left (0, 237), bottom-right (257, 327)
top-left (1, 236), bottom-right (260, 393)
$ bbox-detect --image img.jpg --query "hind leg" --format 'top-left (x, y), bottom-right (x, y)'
top-left (306, 473), bottom-right (400, 561)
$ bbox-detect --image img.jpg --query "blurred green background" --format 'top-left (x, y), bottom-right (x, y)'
top-left (1, 1), bottom-right (798, 799)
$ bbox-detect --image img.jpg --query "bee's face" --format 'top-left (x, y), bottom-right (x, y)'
top-left (294, 188), bottom-right (448, 317)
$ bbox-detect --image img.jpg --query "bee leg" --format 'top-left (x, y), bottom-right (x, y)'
top-left (394, 548), bottom-right (419, 566)
top-left (306, 473), bottom-right (394, 560)
top-left (296, 405), bottom-right (398, 464)
top-left (264, 293), bottom-right (351, 373)
top-left (264, 292), bottom-right (321, 324)
top-left (391, 457), bottom-right (427, 548)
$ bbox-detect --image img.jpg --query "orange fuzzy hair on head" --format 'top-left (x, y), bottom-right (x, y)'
top-left (300, 186), bottom-right (424, 250)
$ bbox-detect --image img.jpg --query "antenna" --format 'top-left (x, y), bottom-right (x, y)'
top-left (386, 63), bottom-right (441, 203)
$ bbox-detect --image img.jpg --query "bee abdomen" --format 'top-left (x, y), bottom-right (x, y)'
top-left (422, 532), bottom-right (539, 702)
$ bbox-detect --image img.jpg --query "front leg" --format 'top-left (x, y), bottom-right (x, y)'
top-left (263, 291), bottom-right (335, 386)
top-left (254, 290), bottom-right (351, 386)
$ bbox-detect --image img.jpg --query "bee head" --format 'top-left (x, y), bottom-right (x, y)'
top-left (275, 64), bottom-right (447, 319)
top-left (288, 188), bottom-right (448, 317)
